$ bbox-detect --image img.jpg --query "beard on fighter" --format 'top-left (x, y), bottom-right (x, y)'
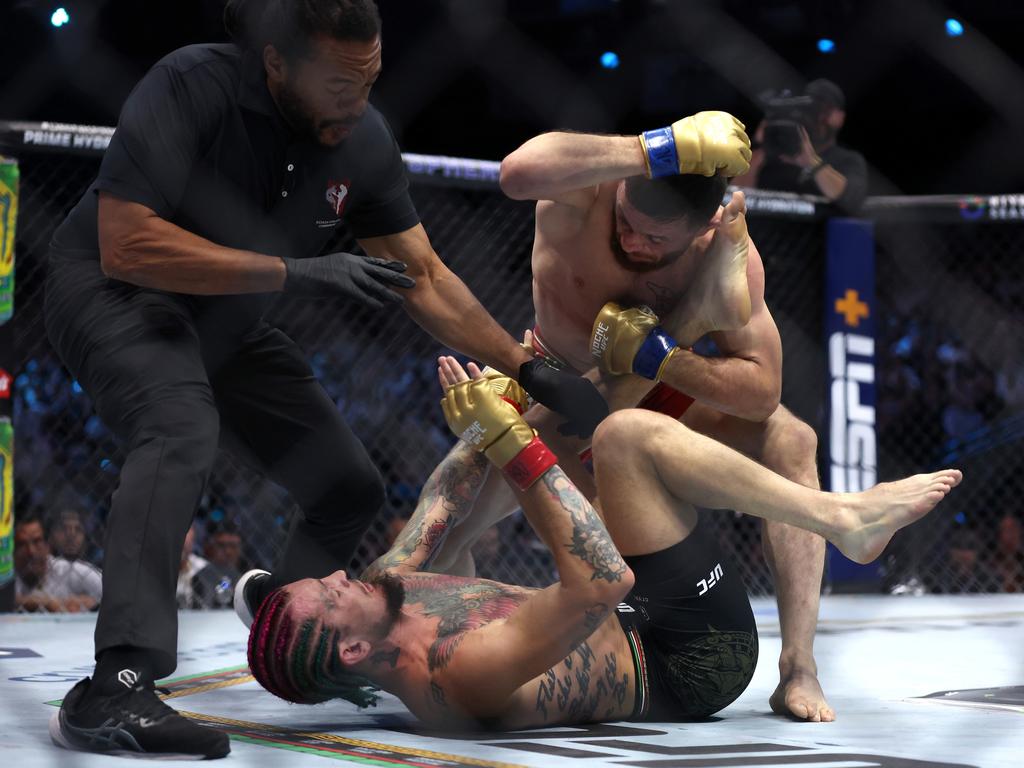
top-left (365, 571), bottom-right (406, 636)
top-left (609, 224), bottom-right (687, 274)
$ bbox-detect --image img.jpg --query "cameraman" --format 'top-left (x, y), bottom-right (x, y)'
top-left (735, 79), bottom-right (867, 213)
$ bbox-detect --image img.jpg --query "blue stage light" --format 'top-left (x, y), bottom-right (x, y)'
top-left (600, 51), bottom-right (620, 69)
top-left (817, 38), bottom-right (835, 53)
top-left (51, 7), bottom-right (70, 27)
top-left (945, 18), bottom-right (963, 37)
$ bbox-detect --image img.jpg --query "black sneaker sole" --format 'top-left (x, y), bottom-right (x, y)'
top-left (49, 708), bottom-right (230, 760)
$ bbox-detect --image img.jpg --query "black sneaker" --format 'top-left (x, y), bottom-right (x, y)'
top-left (233, 568), bottom-right (271, 629)
top-left (49, 674), bottom-right (230, 759)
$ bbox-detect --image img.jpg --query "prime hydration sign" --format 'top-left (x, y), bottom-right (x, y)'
top-left (825, 219), bottom-right (876, 494)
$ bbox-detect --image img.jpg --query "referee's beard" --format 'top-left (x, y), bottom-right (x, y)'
top-left (276, 81), bottom-right (358, 148)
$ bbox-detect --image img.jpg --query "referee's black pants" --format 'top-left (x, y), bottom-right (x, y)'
top-left (44, 255), bottom-right (384, 677)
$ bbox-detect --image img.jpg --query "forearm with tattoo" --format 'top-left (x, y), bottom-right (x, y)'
top-left (539, 468), bottom-right (628, 585)
top-left (363, 444), bottom-right (490, 577)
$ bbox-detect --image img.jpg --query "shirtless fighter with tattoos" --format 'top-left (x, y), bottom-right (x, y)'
top-left (389, 111), bottom-right (841, 721)
top-left (245, 359), bottom-right (961, 728)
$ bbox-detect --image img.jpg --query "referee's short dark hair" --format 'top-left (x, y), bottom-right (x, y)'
top-left (224, 0), bottom-right (381, 60)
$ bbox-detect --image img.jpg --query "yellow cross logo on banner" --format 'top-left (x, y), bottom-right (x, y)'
top-left (835, 289), bottom-right (869, 327)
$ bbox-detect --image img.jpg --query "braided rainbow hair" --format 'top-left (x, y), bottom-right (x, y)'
top-left (247, 586), bottom-right (380, 708)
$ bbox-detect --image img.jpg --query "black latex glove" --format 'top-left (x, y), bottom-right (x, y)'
top-left (518, 357), bottom-right (609, 439)
top-left (282, 252), bottom-right (416, 310)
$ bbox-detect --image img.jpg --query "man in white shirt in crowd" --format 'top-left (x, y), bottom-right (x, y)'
top-left (15, 515), bottom-right (102, 612)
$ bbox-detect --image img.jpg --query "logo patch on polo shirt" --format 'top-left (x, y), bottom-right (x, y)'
top-left (326, 179), bottom-right (350, 216)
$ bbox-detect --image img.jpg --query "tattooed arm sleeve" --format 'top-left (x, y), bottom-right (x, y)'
top-left (522, 466), bottom-right (630, 590)
top-left (362, 442), bottom-right (490, 579)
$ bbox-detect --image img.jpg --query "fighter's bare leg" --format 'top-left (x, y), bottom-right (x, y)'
top-left (664, 190), bottom-right (752, 343)
top-left (592, 414), bottom-right (699, 556)
top-left (681, 401), bottom-right (832, 721)
top-left (593, 409), bottom-right (960, 570)
top-left (757, 411), bottom-right (832, 722)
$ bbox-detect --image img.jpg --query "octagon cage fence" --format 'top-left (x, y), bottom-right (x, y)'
top-left (1, 121), bottom-right (1022, 612)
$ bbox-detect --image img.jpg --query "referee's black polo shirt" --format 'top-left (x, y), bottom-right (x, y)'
top-left (51, 43), bottom-right (420, 339)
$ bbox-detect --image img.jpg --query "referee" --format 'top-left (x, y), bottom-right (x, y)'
top-left (46, 0), bottom-right (606, 758)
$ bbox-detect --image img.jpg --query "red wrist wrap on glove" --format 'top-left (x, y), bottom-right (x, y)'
top-left (502, 436), bottom-right (558, 491)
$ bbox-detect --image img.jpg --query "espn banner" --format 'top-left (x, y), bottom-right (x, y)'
top-left (824, 218), bottom-right (877, 584)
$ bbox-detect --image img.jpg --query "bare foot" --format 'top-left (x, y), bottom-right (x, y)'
top-left (835, 470), bottom-right (963, 564)
top-left (669, 191), bottom-right (752, 344)
top-left (770, 666), bottom-right (835, 722)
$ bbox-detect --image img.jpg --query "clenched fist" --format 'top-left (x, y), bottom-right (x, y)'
top-left (640, 111), bottom-right (751, 178)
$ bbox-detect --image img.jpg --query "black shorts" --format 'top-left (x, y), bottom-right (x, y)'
top-left (616, 518), bottom-right (758, 721)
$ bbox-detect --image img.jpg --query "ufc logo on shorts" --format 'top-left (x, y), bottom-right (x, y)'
top-left (697, 563), bottom-right (724, 596)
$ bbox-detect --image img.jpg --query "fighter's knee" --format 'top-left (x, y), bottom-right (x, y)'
top-left (766, 414), bottom-right (818, 476)
top-left (785, 418), bottom-right (818, 462)
top-left (593, 408), bottom-right (680, 463)
top-left (592, 409), bottom-right (646, 457)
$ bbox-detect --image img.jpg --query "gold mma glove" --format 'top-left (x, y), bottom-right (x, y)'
top-left (441, 376), bottom-right (556, 490)
top-left (640, 111), bottom-right (751, 178)
top-left (591, 302), bottom-right (679, 381)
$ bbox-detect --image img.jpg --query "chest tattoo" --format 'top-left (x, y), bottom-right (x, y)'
top-left (645, 281), bottom-right (679, 315)
top-left (402, 575), bottom-right (529, 672)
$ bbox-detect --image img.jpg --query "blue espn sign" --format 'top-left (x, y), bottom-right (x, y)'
top-left (824, 219), bottom-right (878, 583)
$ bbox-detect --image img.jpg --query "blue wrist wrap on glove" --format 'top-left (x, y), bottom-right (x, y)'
top-left (641, 127), bottom-right (679, 178)
top-left (633, 327), bottom-right (678, 380)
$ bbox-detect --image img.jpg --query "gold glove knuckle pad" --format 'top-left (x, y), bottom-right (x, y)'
top-left (442, 379), bottom-right (534, 463)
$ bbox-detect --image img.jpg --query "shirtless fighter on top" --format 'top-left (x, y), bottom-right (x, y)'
top-left (361, 111), bottom-right (840, 723)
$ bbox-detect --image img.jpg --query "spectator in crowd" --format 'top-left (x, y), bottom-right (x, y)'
top-left (14, 515), bottom-right (103, 612)
top-left (939, 527), bottom-right (985, 594)
top-left (203, 520), bottom-right (246, 576)
top-left (47, 508), bottom-right (93, 564)
top-left (176, 522), bottom-right (209, 609)
top-left (992, 512), bottom-right (1023, 593)
top-left (940, 352), bottom-right (1003, 442)
top-left (189, 520), bottom-right (247, 609)
top-left (734, 79), bottom-right (868, 213)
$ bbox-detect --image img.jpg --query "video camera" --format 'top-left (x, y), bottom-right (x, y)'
top-left (759, 89), bottom-right (820, 158)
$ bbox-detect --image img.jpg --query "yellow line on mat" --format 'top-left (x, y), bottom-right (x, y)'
top-left (177, 710), bottom-right (525, 768)
top-left (162, 675), bottom-right (255, 700)
top-left (162, 673), bottom-right (523, 766)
